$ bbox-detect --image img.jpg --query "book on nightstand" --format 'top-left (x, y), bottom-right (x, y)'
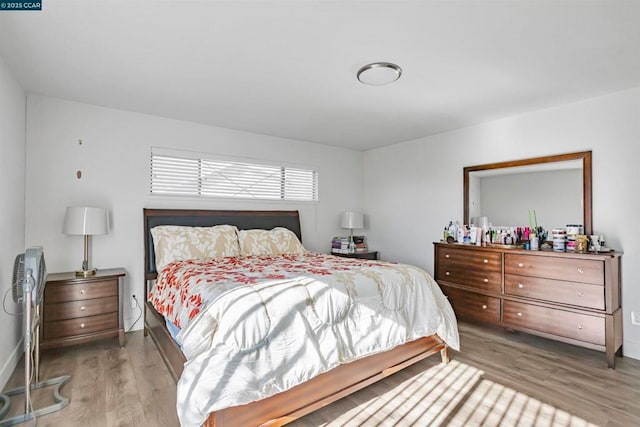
top-left (331, 236), bottom-right (367, 253)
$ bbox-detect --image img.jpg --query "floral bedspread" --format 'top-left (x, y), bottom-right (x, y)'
top-left (150, 253), bottom-right (387, 330)
top-left (149, 252), bottom-right (459, 427)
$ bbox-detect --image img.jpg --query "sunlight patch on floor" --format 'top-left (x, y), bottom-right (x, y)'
top-left (316, 360), bottom-right (598, 427)
top-left (446, 378), bottom-right (598, 427)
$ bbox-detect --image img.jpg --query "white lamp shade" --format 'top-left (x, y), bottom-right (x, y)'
top-left (340, 211), bottom-right (364, 229)
top-left (63, 207), bottom-right (109, 235)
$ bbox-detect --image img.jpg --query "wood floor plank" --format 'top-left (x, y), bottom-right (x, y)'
top-left (2, 323), bottom-right (639, 427)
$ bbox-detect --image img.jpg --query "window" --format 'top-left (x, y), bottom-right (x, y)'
top-left (150, 148), bottom-right (318, 201)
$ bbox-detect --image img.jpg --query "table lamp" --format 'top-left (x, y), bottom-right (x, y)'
top-left (340, 211), bottom-right (364, 253)
top-left (63, 206), bottom-right (109, 276)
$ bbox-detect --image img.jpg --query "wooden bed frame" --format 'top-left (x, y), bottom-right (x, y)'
top-left (143, 208), bottom-right (449, 427)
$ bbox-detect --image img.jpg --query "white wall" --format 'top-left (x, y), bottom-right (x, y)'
top-left (363, 87), bottom-right (640, 360)
top-left (25, 95), bottom-right (363, 331)
top-left (0, 55), bottom-right (26, 388)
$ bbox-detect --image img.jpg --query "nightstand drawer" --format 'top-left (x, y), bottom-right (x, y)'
top-left (45, 279), bottom-right (117, 303)
top-left (44, 312), bottom-right (118, 340)
top-left (44, 296), bottom-right (118, 321)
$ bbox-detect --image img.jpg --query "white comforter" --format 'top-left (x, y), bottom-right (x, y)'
top-left (150, 253), bottom-right (459, 426)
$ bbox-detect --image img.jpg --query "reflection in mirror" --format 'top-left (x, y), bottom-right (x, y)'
top-left (468, 160), bottom-right (582, 230)
top-left (464, 151), bottom-right (592, 235)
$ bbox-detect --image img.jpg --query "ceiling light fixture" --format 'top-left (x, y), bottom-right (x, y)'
top-left (357, 62), bottom-right (402, 86)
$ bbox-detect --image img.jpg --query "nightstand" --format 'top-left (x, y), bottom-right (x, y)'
top-left (40, 268), bottom-right (126, 349)
top-left (332, 251), bottom-right (378, 260)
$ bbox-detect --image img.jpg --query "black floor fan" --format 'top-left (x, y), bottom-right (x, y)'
top-left (0, 247), bottom-right (71, 426)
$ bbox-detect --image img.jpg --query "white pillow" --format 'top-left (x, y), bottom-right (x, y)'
top-left (151, 224), bottom-right (240, 270)
top-left (237, 227), bottom-right (306, 256)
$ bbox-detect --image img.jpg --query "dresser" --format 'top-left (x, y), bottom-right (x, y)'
top-left (40, 268), bottom-right (126, 349)
top-left (434, 243), bottom-right (622, 368)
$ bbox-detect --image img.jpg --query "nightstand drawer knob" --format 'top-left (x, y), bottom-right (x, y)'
top-left (445, 271), bottom-right (450, 276)
top-left (577, 268), bottom-right (584, 274)
top-left (80, 289), bottom-right (86, 295)
top-left (483, 259), bottom-right (488, 263)
top-left (518, 263), bottom-right (524, 268)
top-left (577, 324), bottom-right (583, 330)
top-left (445, 254), bottom-right (450, 258)
top-left (481, 304), bottom-right (487, 310)
top-left (517, 312), bottom-right (523, 317)
top-left (577, 292), bottom-right (584, 297)
top-left (80, 306), bottom-right (86, 311)
top-left (483, 278), bottom-right (489, 283)
top-left (518, 283), bottom-right (524, 289)
top-left (80, 323), bottom-right (85, 329)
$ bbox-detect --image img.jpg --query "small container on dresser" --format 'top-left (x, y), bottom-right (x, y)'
top-left (434, 243), bottom-right (622, 368)
top-left (40, 268), bottom-right (126, 350)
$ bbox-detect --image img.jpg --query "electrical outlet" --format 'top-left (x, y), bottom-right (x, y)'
top-left (632, 311), bottom-right (640, 326)
top-left (130, 295), bottom-right (137, 309)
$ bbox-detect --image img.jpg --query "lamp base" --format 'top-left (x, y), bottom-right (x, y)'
top-left (75, 268), bottom-right (97, 277)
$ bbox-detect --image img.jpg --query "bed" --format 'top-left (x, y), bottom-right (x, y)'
top-left (143, 208), bottom-right (458, 427)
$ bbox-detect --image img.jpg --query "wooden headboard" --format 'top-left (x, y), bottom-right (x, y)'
top-left (143, 208), bottom-right (302, 280)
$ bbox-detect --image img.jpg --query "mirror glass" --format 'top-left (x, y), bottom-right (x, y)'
top-left (464, 152), bottom-right (592, 235)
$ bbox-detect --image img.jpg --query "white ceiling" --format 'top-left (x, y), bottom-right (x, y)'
top-left (1, 1), bottom-right (639, 151)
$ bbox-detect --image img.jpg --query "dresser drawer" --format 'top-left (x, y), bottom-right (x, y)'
top-left (441, 286), bottom-right (501, 325)
top-left (43, 312), bottom-right (118, 340)
top-left (436, 266), bottom-right (501, 292)
top-left (503, 301), bottom-right (604, 345)
top-left (44, 296), bottom-right (118, 321)
top-left (504, 254), bottom-right (603, 285)
top-left (438, 247), bottom-right (502, 272)
top-left (45, 279), bottom-right (117, 303)
top-left (505, 274), bottom-right (604, 310)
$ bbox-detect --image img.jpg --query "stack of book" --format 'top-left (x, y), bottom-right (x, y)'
top-left (331, 236), bottom-right (368, 254)
top-left (331, 236), bottom-right (350, 254)
top-left (353, 236), bottom-right (367, 252)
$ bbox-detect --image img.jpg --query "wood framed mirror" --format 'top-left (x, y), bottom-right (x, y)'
top-left (464, 151), bottom-right (592, 235)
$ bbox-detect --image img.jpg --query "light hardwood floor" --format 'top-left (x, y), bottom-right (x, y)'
top-left (3, 323), bottom-right (639, 426)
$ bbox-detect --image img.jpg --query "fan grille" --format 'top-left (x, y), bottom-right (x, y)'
top-left (12, 253), bottom-right (25, 304)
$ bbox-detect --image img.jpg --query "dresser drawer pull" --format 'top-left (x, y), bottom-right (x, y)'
top-left (481, 304), bottom-right (487, 310)
top-left (483, 278), bottom-right (489, 283)
top-left (445, 271), bottom-right (450, 276)
top-left (518, 283), bottom-right (524, 289)
top-left (577, 292), bottom-right (584, 297)
top-left (518, 263), bottom-right (524, 268)
top-left (516, 312), bottom-right (523, 317)
top-left (483, 259), bottom-right (489, 263)
top-left (577, 324), bottom-right (583, 330)
top-left (577, 268), bottom-right (584, 274)
top-left (445, 254), bottom-right (450, 258)
top-left (80, 306), bottom-right (86, 311)
top-left (80, 289), bottom-right (86, 295)
top-left (80, 323), bottom-right (85, 329)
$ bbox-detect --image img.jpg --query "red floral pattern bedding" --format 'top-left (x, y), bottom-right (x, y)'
top-left (149, 252), bottom-right (381, 330)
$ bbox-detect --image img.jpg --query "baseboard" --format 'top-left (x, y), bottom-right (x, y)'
top-left (0, 338), bottom-right (23, 390)
top-left (623, 339), bottom-right (640, 361)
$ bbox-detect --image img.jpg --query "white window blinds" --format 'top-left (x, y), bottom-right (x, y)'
top-left (151, 148), bottom-right (318, 201)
